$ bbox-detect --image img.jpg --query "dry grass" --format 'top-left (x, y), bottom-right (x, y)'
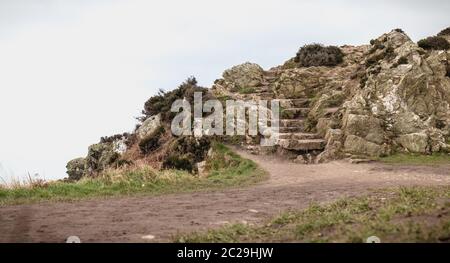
top-left (0, 143), bottom-right (266, 206)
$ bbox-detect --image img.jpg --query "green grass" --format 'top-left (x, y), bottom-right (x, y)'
top-left (0, 143), bottom-right (267, 206)
top-left (381, 153), bottom-right (450, 165)
top-left (175, 186), bottom-right (450, 243)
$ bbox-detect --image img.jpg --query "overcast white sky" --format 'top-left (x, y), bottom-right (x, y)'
top-left (0, 0), bottom-right (449, 182)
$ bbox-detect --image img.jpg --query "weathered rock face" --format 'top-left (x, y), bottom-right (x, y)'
top-left (66, 158), bottom-right (86, 181)
top-left (67, 28), bottom-right (450, 173)
top-left (222, 62), bottom-right (264, 91)
top-left (341, 30), bottom-right (450, 157)
top-left (85, 142), bottom-right (120, 174)
top-left (212, 28), bottom-right (450, 162)
top-left (396, 133), bottom-right (429, 153)
top-left (137, 114), bottom-right (162, 140)
top-left (342, 114), bottom-right (384, 145)
top-left (66, 134), bottom-right (130, 180)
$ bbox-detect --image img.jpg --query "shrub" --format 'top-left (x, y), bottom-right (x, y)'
top-left (394, 28), bottom-right (405, 34)
top-left (294, 44), bottom-right (344, 67)
top-left (100, 133), bottom-right (130, 144)
top-left (141, 77), bottom-right (213, 122)
top-left (163, 154), bottom-right (196, 172)
top-left (417, 36), bottom-right (450, 50)
top-left (392, 56), bottom-right (409, 68)
top-left (162, 136), bottom-right (211, 172)
top-left (437, 27), bottom-right (450, 36)
top-left (397, 56), bottom-right (408, 65)
top-left (138, 126), bottom-right (165, 154)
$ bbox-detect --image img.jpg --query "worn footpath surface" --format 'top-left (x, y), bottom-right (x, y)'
top-left (1, 148), bottom-right (449, 243)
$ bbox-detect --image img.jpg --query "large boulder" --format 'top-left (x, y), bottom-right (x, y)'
top-left (396, 133), bottom-right (429, 153)
top-left (85, 142), bottom-right (120, 174)
top-left (66, 158), bottom-right (86, 181)
top-left (342, 114), bottom-right (384, 144)
top-left (344, 135), bottom-right (384, 157)
top-left (137, 114), bottom-right (162, 140)
top-left (316, 129), bottom-right (344, 163)
top-left (222, 62), bottom-right (264, 90)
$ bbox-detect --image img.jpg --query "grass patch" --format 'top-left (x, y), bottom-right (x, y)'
top-left (380, 153), bottom-right (450, 165)
top-left (175, 186), bottom-right (450, 243)
top-left (0, 143), bottom-right (267, 206)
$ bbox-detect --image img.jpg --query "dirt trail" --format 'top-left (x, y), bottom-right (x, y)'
top-left (1, 148), bottom-right (449, 243)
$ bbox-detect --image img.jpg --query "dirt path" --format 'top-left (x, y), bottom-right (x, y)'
top-left (1, 149), bottom-right (449, 243)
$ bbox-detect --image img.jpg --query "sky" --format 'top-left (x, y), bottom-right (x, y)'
top-left (0, 0), bottom-right (449, 183)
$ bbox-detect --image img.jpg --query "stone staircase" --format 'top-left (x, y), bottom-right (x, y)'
top-left (274, 99), bottom-right (326, 153)
top-left (239, 71), bottom-right (331, 162)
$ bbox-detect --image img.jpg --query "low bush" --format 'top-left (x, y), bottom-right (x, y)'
top-left (437, 27), bottom-right (450, 36)
top-left (162, 137), bottom-right (211, 172)
top-left (294, 44), bottom-right (344, 67)
top-left (418, 36), bottom-right (450, 50)
top-left (138, 126), bottom-right (165, 154)
top-left (397, 56), bottom-right (408, 65)
top-left (392, 56), bottom-right (409, 68)
top-left (100, 133), bottom-right (129, 144)
top-left (141, 77), bottom-right (213, 122)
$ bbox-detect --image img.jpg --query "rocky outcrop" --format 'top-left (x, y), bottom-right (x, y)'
top-left (222, 62), bottom-right (265, 91)
top-left (340, 29), bottom-right (450, 157)
top-left (137, 114), bottom-right (162, 140)
top-left (212, 27), bottom-right (450, 163)
top-left (66, 158), bottom-right (86, 181)
top-left (85, 142), bottom-right (120, 174)
top-left (67, 27), bottom-right (450, 177)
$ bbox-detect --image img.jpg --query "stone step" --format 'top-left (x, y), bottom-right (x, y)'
top-left (278, 139), bottom-right (326, 151)
top-left (280, 119), bottom-right (304, 128)
top-left (278, 126), bottom-right (305, 133)
top-left (281, 108), bottom-right (309, 119)
top-left (276, 132), bottom-right (321, 140)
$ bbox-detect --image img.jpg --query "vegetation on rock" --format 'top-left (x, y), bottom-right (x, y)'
top-left (437, 27), bottom-right (450, 36)
top-left (138, 126), bottom-right (165, 154)
top-left (294, 44), bottom-right (344, 67)
top-left (141, 77), bottom-right (212, 122)
top-left (418, 36), bottom-right (450, 50)
top-left (163, 137), bottom-right (211, 172)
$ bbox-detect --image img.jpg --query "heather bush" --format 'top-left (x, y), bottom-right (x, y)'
top-left (138, 126), bottom-right (165, 154)
top-left (294, 44), bottom-right (344, 67)
top-left (437, 27), bottom-right (450, 36)
top-left (162, 137), bottom-right (211, 172)
top-left (141, 77), bottom-right (213, 122)
top-left (418, 36), bottom-right (450, 50)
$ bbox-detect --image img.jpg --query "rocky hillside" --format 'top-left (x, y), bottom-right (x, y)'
top-left (213, 28), bottom-right (450, 164)
top-left (67, 27), bottom-right (450, 180)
